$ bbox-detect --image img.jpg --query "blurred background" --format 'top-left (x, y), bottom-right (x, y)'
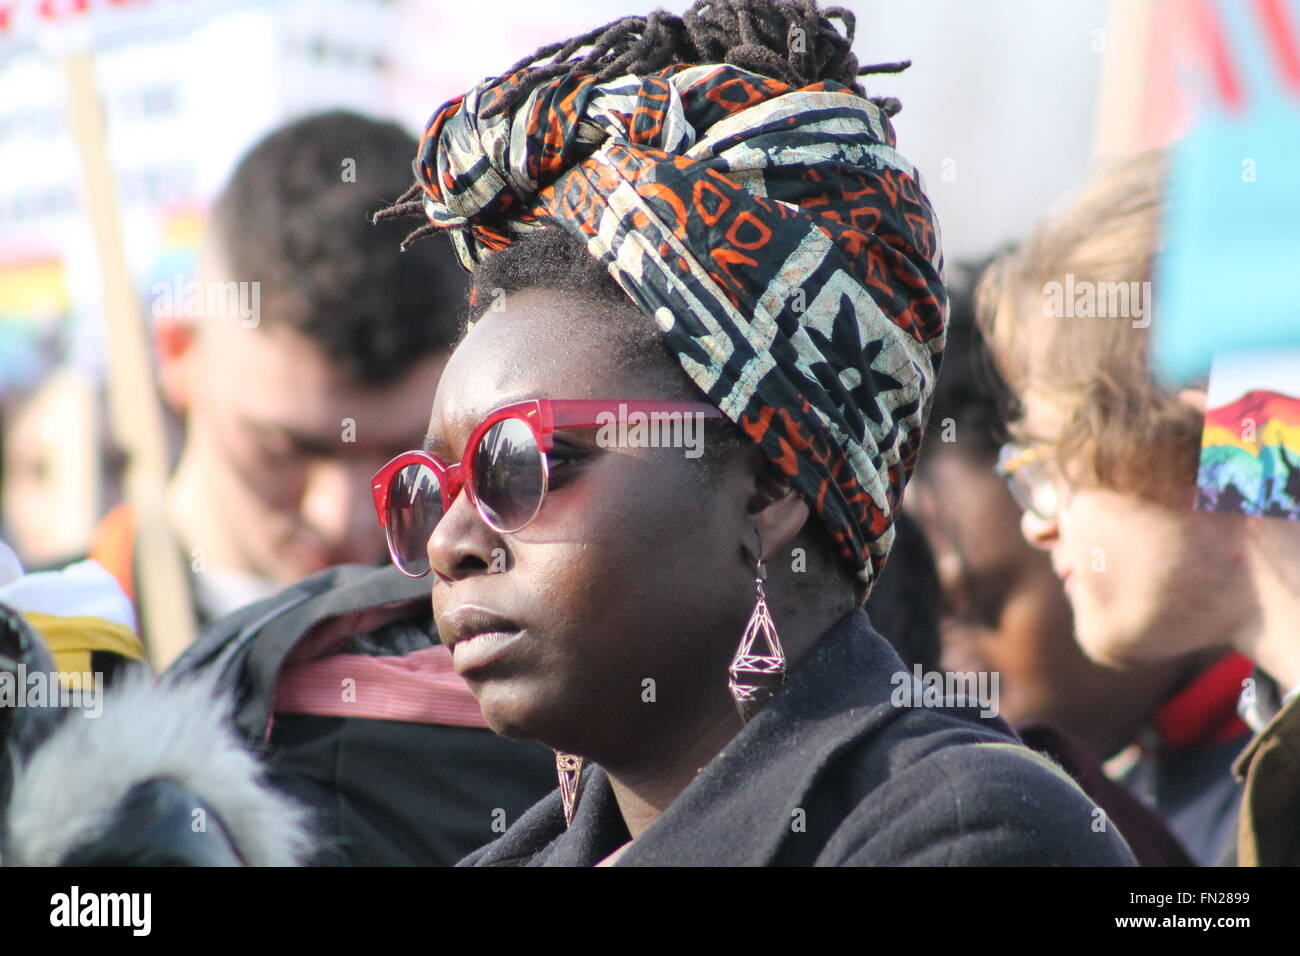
top-left (0, 0), bottom-right (1213, 568)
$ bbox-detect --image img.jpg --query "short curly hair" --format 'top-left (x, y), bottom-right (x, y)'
top-left (208, 110), bottom-right (466, 385)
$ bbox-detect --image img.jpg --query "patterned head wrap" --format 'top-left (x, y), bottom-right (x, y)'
top-left (412, 63), bottom-right (946, 589)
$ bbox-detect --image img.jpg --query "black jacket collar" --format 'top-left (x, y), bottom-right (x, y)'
top-left (465, 606), bottom-right (987, 866)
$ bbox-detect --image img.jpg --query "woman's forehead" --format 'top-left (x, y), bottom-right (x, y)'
top-left (425, 293), bottom-right (645, 450)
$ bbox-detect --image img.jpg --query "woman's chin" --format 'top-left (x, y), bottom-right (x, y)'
top-left (472, 681), bottom-right (550, 741)
top-left (481, 710), bottom-right (535, 740)
top-left (474, 685), bottom-right (596, 758)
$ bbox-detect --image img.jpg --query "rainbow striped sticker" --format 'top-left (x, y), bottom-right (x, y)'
top-left (1196, 348), bottom-right (1300, 519)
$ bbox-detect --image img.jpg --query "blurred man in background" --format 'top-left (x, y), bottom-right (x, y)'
top-left (142, 110), bottom-right (557, 864)
top-left (908, 259), bottom-right (1250, 865)
top-left (90, 110), bottom-right (465, 631)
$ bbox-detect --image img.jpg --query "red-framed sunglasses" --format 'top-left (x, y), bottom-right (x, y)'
top-left (372, 398), bottom-right (724, 577)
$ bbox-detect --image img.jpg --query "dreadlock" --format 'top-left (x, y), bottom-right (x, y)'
top-left (490, 0), bottom-right (908, 116)
top-left (373, 0), bottom-right (909, 244)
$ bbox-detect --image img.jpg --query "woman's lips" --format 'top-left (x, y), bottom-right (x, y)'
top-left (440, 604), bottom-right (525, 673)
top-left (450, 629), bottom-right (524, 673)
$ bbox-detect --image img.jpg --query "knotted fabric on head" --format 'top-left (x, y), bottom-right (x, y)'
top-left (414, 63), bottom-right (947, 590)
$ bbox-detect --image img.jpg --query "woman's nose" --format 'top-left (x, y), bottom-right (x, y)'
top-left (426, 488), bottom-right (503, 582)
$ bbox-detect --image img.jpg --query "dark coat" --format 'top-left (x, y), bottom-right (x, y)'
top-left (461, 608), bottom-right (1137, 866)
top-left (1016, 722), bottom-right (1196, 866)
top-left (165, 563), bottom-right (556, 866)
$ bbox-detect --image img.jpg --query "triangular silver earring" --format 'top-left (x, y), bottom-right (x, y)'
top-left (727, 543), bottom-right (787, 724)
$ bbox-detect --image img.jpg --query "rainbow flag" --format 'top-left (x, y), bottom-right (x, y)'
top-left (1197, 378), bottom-right (1300, 519)
top-left (0, 254), bottom-right (72, 394)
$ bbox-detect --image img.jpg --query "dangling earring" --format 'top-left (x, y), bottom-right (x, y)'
top-left (727, 536), bottom-right (787, 724)
top-left (556, 751), bottom-right (584, 827)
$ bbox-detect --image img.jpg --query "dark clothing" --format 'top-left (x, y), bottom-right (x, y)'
top-left (166, 563), bottom-right (556, 866)
top-left (263, 713), bottom-right (554, 866)
top-left (1105, 651), bottom-right (1251, 866)
top-left (1234, 672), bottom-right (1300, 866)
top-left (1017, 723), bottom-right (1196, 866)
top-left (461, 609), bottom-right (1137, 866)
top-left (1118, 731), bottom-right (1246, 866)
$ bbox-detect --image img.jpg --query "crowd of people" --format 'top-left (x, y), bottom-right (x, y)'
top-left (0, 0), bottom-right (1296, 869)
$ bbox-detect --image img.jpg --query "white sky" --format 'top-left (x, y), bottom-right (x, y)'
top-left (390, 0), bottom-right (1108, 265)
top-left (1207, 348), bottom-right (1300, 408)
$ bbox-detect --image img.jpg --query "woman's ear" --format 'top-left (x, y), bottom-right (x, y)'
top-left (746, 463), bottom-right (809, 562)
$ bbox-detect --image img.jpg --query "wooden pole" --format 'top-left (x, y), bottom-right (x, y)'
top-left (61, 49), bottom-right (196, 669)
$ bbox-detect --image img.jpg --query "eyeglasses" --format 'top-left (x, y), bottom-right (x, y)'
top-left (995, 441), bottom-right (1060, 521)
top-left (372, 398), bottom-right (724, 577)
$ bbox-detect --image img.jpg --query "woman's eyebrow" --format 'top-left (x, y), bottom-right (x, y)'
top-left (422, 434), bottom-right (442, 456)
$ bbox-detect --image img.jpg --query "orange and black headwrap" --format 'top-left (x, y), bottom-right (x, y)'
top-left (399, 56), bottom-right (946, 592)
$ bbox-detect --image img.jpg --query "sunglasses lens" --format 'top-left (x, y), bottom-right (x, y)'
top-left (471, 417), bottom-right (546, 532)
top-left (385, 462), bottom-right (442, 576)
